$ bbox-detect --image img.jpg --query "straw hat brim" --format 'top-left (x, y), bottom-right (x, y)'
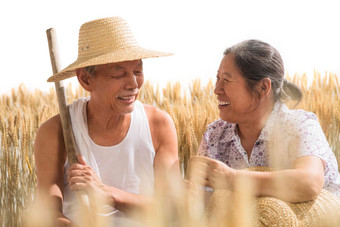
top-left (47, 47), bottom-right (173, 82)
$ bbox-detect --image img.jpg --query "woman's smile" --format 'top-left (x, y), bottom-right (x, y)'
top-left (218, 100), bottom-right (230, 109)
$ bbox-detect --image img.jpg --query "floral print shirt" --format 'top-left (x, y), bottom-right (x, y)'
top-left (198, 102), bottom-right (340, 197)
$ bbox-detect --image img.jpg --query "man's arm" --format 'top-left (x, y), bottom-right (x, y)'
top-left (108, 105), bottom-right (179, 212)
top-left (144, 105), bottom-right (180, 188)
top-left (67, 156), bottom-right (153, 214)
top-left (34, 115), bottom-right (76, 226)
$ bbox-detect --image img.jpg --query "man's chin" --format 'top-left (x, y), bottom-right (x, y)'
top-left (122, 104), bottom-right (135, 114)
top-left (112, 100), bottom-right (135, 115)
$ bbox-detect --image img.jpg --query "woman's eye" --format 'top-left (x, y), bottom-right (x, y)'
top-left (216, 76), bottom-right (230, 83)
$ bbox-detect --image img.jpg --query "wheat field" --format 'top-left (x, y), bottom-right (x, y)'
top-left (0, 72), bottom-right (339, 226)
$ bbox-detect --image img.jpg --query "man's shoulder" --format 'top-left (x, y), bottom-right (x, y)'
top-left (40, 114), bottom-right (61, 128)
top-left (142, 104), bottom-right (173, 124)
top-left (142, 103), bottom-right (158, 114)
top-left (36, 114), bottom-right (62, 139)
top-left (34, 114), bottom-right (66, 161)
top-left (141, 103), bottom-right (176, 143)
top-left (140, 103), bottom-right (177, 153)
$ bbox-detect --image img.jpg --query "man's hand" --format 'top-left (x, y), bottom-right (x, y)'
top-left (67, 155), bottom-right (116, 209)
top-left (67, 155), bottom-right (104, 193)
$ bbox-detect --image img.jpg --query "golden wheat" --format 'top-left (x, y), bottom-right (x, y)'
top-left (0, 72), bottom-right (339, 226)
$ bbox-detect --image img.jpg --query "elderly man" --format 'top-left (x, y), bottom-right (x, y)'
top-left (34, 17), bottom-right (179, 226)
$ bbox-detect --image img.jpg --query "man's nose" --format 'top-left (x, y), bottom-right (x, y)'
top-left (125, 73), bottom-right (138, 89)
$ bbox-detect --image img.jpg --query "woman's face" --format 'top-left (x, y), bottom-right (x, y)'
top-left (214, 54), bottom-right (257, 124)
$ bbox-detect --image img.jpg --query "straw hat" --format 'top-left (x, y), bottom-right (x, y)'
top-left (47, 17), bottom-right (172, 82)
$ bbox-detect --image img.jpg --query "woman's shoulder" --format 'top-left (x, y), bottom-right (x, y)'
top-left (203, 119), bottom-right (235, 141)
top-left (278, 103), bottom-right (319, 125)
top-left (206, 119), bottom-right (233, 131)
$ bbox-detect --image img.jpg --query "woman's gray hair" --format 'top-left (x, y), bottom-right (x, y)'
top-left (224, 39), bottom-right (302, 105)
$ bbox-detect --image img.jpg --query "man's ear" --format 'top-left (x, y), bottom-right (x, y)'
top-left (76, 68), bottom-right (91, 92)
top-left (259, 78), bottom-right (272, 96)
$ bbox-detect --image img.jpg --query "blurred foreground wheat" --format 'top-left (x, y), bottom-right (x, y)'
top-left (0, 72), bottom-right (339, 226)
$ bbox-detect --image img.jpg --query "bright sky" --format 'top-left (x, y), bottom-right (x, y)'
top-left (1, 0), bottom-right (339, 95)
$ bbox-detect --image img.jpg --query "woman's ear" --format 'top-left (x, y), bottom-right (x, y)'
top-left (259, 78), bottom-right (272, 96)
top-left (76, 68), bottom-right (91, 92)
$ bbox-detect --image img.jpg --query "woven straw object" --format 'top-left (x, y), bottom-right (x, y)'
top-left (206, 167), bottom-right (340, 227)
top-left (47, 17), bottom-right (172, 82)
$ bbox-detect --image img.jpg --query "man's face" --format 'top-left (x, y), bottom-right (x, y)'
top-left (88, 59), bottom-right (144, 115)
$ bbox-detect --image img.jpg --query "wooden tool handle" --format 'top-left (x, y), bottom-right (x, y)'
top-left (46, 28), bottom-right (78, 165)
top-left (46, 28), bottom-right (94, 227)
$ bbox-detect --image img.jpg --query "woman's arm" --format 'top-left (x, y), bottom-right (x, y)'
top-left (241, 155), bottom-right (324, 202)
top-left (190, 155), bottom-right (324, 202)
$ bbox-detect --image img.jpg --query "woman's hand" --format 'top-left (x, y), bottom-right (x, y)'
top-left (189, 156), bottom-right (236, 190)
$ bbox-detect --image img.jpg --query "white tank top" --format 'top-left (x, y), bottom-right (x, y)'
top-left (63, 99), bottom-right (155, 226)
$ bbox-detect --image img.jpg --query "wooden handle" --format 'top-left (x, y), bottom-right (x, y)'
top-left (46, 28), bottom-right (78, 165)
top-left (46, 28), bottom-right (93, 226)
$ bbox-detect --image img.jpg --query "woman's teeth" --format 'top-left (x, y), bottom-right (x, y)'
top-left (218, 100), bottom-right (230, 106)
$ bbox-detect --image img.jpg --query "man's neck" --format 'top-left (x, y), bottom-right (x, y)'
top-left (86, 100), bottom-right (130, 130)
top-left (86, 100), bottom-right (132, 146)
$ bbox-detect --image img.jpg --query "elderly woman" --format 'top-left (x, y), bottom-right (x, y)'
top-left (191, 39), bottom-right (340, 202)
